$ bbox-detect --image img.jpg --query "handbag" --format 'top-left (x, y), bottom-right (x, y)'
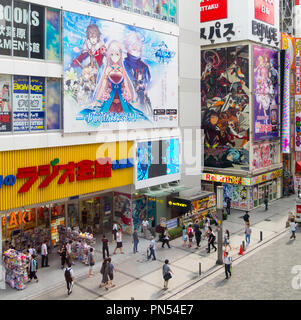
top-left (164, 272), bottom-right (172, 281)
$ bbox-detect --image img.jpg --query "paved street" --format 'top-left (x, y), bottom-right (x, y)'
top-left (178, 228), bottom-right (301, 300)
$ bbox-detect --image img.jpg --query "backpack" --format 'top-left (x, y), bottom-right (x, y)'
top-left (188, 228), bottom-right (193, 239)
top-left (243, 214), bottom-right (249, 222)
top-left (65, 268), bottom-right (72, 282)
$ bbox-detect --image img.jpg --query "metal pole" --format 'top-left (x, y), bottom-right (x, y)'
top-left (260, 231), bottom-right (263, 242)
top-left (242, 241), bottom-right (245, 252)
top-left (216, 186), bottom-right (223, 265)
top-left (199, 262), bottom-right (202, 275)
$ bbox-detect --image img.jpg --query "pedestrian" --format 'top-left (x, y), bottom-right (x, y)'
top-left (226, 197), bottom-right (231, 215)
top-left (66, 240), bottom-right (74, 265)
top-left (243, 211), bottom-right (250, 225)
top-left (204, 216), bottom-right (210, 239)
top-left (102, 234), bottom-right (110, 259)
top-left (27, 244), bottom-right (34, 256)
top-left (147, 236), bottom-right (157, 261)
top-left (162, 227), bottom-right (171, 248)
top-left (87, 225), bottom-right (93, 234)
top-left (194, 220), bottom-right (202, 248)
top-left (59, 242), bottom-right (68, 269)
top-left (150, 216), bottom-right (156, 237)
top-left (245, 223), bottom-right (252, 246)
top-left (223, 251), bottom-right (232, 280)
top-left (207, 227), bottom-right (217, 253)
top-left (82, 207), bottom-right (88, 230)
top-left (132, 228), bottom-right (139, 253)
top-left (264, 194), bottom-right (268, 211)
top-left (107, 257), bottom-right (116, 288)
top-left (290, 218), bottom-right (297, 240)
top-left (88, 247), bottom-right (95, 277)
top-left (112, 222), bottom-right (119, 242)
top-left (187, 224), bottom-right (194, 248)
top-left (41, 240), bottom-right (49, 268)
top-left (182, 225), bottom-right (188, 247)
top-left (25, 250), bottom-right (31, 274)
top-left (64, 262), bottom-right (74, 295)
top-left (162, 259), bottom-right (173, 290)
top-left (223, 229), bottom-right (231, 251)
top-left (99, 258), bottom-right (110, 290)
top-left (141, 217), bottom-right (149, 239)
top-left (29, 254), bottom-right (39, 283)
top-left (113, 230), bottom-right (124, 254)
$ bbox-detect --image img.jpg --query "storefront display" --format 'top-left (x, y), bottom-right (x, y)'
top-left (114, 192), bottom-right (132, 234)
top-left (3, 249), bottom-right (28, 290)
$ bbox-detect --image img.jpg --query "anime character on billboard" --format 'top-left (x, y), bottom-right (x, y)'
top-left (90, 41), bottom-right (149, 119)
top-left (100, 0), bottom-right (112, 6)
top-left (201, 46), bottom-right (250, 171)
top-left (0, 83), bottom-right (10, 112)
top-left (124, 32), bottom-right (152, 115)
top-left (112, 0), bottom-right (122, 7)
top-left (72, 24), bottom-right (106, 76)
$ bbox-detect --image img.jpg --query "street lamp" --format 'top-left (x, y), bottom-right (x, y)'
top-left (216, 186), bottom-right (223, 265)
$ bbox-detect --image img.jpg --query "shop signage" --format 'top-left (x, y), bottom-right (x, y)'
top-left (296, 205), bottom-right (301, 214)
top-left (2, 210), bottom-right (31, 227)
top-left (200, 0), bottom-right (228, 23)
top-left (201, 173), bottom-right (242, 185)
top-left (250, 169), bottom-right (283, 185)
top-left (0, 157), bottom-right (134, 194)
top-left (167, 200), bottom-right (189, 208)
top-left (295, 95), bottom-right (301, 152)
top-left (254, 0), bottom-right (275, 25)
top-left (165, 218), bottom-right (178, 230)
top-left (295, 39), bottom-right (301, 94)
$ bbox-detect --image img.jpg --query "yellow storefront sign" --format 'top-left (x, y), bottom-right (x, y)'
top-left (0, 141), bottom-right (133, 211)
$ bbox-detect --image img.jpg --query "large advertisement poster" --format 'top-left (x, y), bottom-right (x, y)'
top-left (114, 192), bottom-right (132, 234)
top-left (13, 75), bottom-right (29, 132)
top-left (0, 74), bottom-right (12, 132)
top-left (253, 45), bottom-right (279, 141)
top-left (223, 184), bottom-right (248, 209)
top-left (201, 45), bottom-right (250, 171)
top-left (251, 142), bottom-right (278, 170)
top-left (295, 95), bottom-right (301, 152)
top-left (63, 11), bottom-right (178, 133)
top-left (30, 77), bottom-right (45, 131)
top-left (136, 138), bottom-right (180, 189)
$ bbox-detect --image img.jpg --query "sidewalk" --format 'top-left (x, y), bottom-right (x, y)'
top-left (0, 195), bottom-right (296, 300)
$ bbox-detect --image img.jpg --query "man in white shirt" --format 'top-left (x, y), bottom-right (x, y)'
top-left (290, 220), bottom-right (297, 240)
top-left (147, 236), bottom-right (157, 261)
top-left (41, 240), bottom-right (49, 268)
top-left (223, 251), bottom-right (232, 280)
top-left (141, 218), bottom-right (149, 239)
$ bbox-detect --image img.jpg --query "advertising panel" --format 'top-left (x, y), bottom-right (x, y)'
top-left (46, 8), bottom-right (61, 62)
top-left (132, 195), bottom-right (147, 232)
top-left (143, 0), bottom-right (153, 16)
top-left (295, 39), bottom-right (301, 94)
top-left (201, 45), bottom-right (250, 171)
top-left (0, 74), bottom-right (12, 132)
top-left (135, 138), bottom-right (180, 189)
top-left (253, 45), bottom-right (279, 141)
top-left (251, 142), bottom-right (278, 170)
top-left (169, 0), bottom-right (177, 23)
top-left (114, 192), bottom-right (132, 234)
top-left (281, 33), bottom-right (295, 70)
top-left (63, 11), bottom-right (178, 133)
top-left (295, 95), bottom-right (301, 152)
top-left (222, 184), bottom-right (248, 209)
top-left (160, 0), bottom-right (169, 20)
top-left (200, 0), bottom-right (279, 48)
top-left (133, 0), bottom-right (143, 13)
top-left (122, 0), bottom-right (133, 10)
top-left (46, 78), bottom-right (61, 130)
top-left (30, 77), bottom-right (45, 131)
top-left (13, 75), bottom-right (29, 132)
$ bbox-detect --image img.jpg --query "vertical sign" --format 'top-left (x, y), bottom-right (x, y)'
top-left (282, 53), bottom-right (291, 153)
top-left (295, 95), bottom-right (301, 152)
top-left (254, 0), bottom-right (275, 25)
top-left (295, 39), bottom-right (301, 95)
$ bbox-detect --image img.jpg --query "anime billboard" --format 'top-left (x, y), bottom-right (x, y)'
top-left (251, 142), bottom-right (278, 171)
top-left (253, 45), bottom-right (279, 141)
top-left (201, 45), bottom-right (250, 171)
top-left (63, 11), bottom-right (178, 133)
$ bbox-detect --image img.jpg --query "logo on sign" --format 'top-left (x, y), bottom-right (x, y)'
top-left (255, 0), bottom-right (275, 26)
top-left (200, 0), bottom-right (227, 23)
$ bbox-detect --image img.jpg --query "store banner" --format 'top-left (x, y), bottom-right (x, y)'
top-left (253, 45), bottom-right (279, 142)
top-left (63, 10), bottom-right (178, 133)
top-left (252, 142), bottom-right (278, 170)
top-left (200, 0), bottom-right (280, 48)
top-left (201, 45), bottom-right (250, 171)
top-left (281, 33), bottom-right (295, 70)
top-left (295, 38), bottom-right (301, 94)
top-left (13, 75), bottom-right (29, 132)
top-left (295, 95), bottom-right (301, 152)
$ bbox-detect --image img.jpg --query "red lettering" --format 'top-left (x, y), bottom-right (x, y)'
top-left (17, 166), bottom-right (38, 193)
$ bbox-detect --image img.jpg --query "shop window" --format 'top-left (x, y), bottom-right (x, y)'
top-left (13, 1), bottom-right (29, 58)
top-left (30, 4), bottom-right (44, 59)
top-left (0, 74), bottom-right (12, 132)
top-left (37, 206), bottom-right (50, 228)
top-left (46, 7), bottom-right (61, 62)
top-left (46, 78), bottom-right (61, 130)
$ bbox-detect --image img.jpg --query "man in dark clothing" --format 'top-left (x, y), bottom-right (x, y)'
top-left (264, 194), bottom-right (268, 211)
top-left (81, 208), bottom-right (88, 230)
top-left (194, 221), bottom-right (202, 248)
top-left (207, 228), bottom-right (217, 253)
top-left (64, 262), bottom-right (74, 295)
top-left (226, 197), bottom-right (231, 215)
top-left (102, 234), bottom-right (109, 260)
top-left (243, 211), bottom-right (250, 225)
top-left (150, 216), bottom-right (156, 237)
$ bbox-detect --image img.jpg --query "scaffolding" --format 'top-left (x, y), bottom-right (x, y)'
top-left (280, 0), bottom-right (295, 35)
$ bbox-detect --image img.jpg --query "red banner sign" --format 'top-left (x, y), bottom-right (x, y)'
top-left (254, 0), bottom-right (275, 25)
top-left (200, 0), bottom-right (227, 23)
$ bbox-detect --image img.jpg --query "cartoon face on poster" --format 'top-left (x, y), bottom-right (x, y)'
top-left (132, 196), bottom-right (147, 231)
top-left (252, 142), bottom-right (278, 170)
top-left (114, 192), bottom-right (132, 233)
top-left (253, 45), bottom-right (279, 141)
top-left (201, 45), bottom-right (250, 171)
top-left (63, 11), bottom-right (178, 133)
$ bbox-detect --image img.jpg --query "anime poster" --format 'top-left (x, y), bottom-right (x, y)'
top-left (169, 0), bottom-right (177, 23)
top-left (111, 0), bottom-right (122, 7)
top-left (122, 0), bottom-right (133, 10)
top-left (13, 76), bottom-right (29, 132)
top-left (133, 0), bottom-right (143, 13)
top-left (143, 0), bottom-right (153, 16)
top-left (160, 0), bottom-right (169, 20)
top-left (99, 0), bottom-right (111, 5)
top-left (63, 11), bottom-right (178, 133)
top-left (30, 77), bottom-right (45, 131)
top-left (230, 185), bottom-right (248, 209)
top-left (0, 74), bottom-right (12, 132)
top-left (223, 184), bottom-right (232, 206)
top-left (114, 192), bottom-right (132, 234)
top-left (252, 142), bottom-right (278, 170)
top-left (46, 78), bottom-right (61, 130)
top-left (46, 8), bottom-right (61, 62)
top-left (132, 196), bottom-right (147, 232)
top-left (152, 0), bottom-right (160, 17)
top-left (253, 45), bottom-right (279, 141)
top-left (201, 45), bottom-right (250, 171)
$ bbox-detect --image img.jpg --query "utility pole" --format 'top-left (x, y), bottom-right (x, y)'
top-left (216, 186), bottom-right (223, 265)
